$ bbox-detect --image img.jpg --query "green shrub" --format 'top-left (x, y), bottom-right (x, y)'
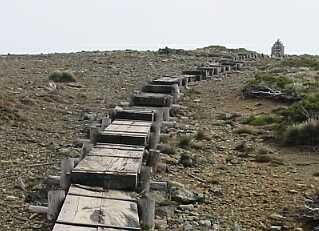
top-left (49, 70), bottom-right (76, 82)
top-left (254, 154), bottom-right (272, 163)
top-left (282, 93), bottom-right (319, 123)
top-left (178, 135), bottom-right (192, 149)
top-left (282, 119), bottom-right (319, 145)
top-left (157, 144), bottom-right (176, 155)
top-left (281, 56), bottom-right (319, 70)
top-left (242, 114), bottom-right (280, 126)
top-left (246, 72), bottom-right (293, 90)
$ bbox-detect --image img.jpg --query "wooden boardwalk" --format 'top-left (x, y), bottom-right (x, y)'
top-left (29, 55), bottom-right (256, 230)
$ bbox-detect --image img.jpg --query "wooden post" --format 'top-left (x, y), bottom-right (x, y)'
top-left (140, 166), bottom-right (151, 193)
top-left (155, 110), bottom-right (164, 124)
top-left (47, 190), bottom-right (65, 221)
top-left (89, 126), bottom-right (99, 145)
top-left (44, 175), bottom-right (61, 186)
top-left (29, 205), bottom-right (48, 214)
top-left (162, 108), bottom-right (170, 121)
top-left (60, 158), bottom-right (74, 190)
top-left (138, 195), bottom-right (155, 230)
top-left (80, 141), bottom-right (92, 159)
top-left (172, 83), bottom-right (180, 103)
top-left (101, 116), bottom-right (112, 129)
top-left (147, 149), bottom-right (160, 173)
top-left (150, 181), bottom-right (168, 191)
top-left (149, 123), bottom-right (160, 149)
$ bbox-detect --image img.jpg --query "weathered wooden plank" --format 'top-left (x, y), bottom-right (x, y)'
top-left (71, 154), bottom-right (142, 189)
top-left (131, 93), bottom-right (173, 107)
top-left (142, 84), bottom-right (177, 94)
top-left (53, 223), bottom-right (138, 231)
top-left (94, 143), bottom-right (145, 151)
top-left (53, 224), bottom-right (96, 231)
top-left (112, 120), bottom-right (153, 127)
top-left (71, 172), bottom-right (138, 190)
top-left (151, 77), bottom-right (182, 86)
top-left (104, 126), bottom-right (150, 134)
top-left (97, 131), bottom-right (148, 146)
top-left (56, 194), bottom-right (140, 229)
top-left (68, 185), bottom-right (137, 202)
top-left (115, 110), bottom-right (155, 122)
top-left (74, 156), bottom-right (142, 174)
top-left (89, 147), bottom-right (144, 159)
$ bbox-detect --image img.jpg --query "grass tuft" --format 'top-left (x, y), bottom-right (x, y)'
top-left (178, 135), bottom-right (192, 149)
top-left (282, 119), bottom-right (319, 146)
top-left (49, 70), bottom-right (76, 83)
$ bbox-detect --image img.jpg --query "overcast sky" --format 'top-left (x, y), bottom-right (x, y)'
top-left (0, 0), bottom-right (318, 55)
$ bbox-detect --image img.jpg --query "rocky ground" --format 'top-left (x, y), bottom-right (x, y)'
top-left (0, 50), bottom-right (206, 231)
top-left (155, 68), bottom-right (319, 230)
top-left (1, 49), bottom-right (318, 231)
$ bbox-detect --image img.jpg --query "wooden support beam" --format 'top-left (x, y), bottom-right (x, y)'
top-left (60, 158), bottom-right (74, 190)
top-left (147, 149), bottom-right (160, 173)
top-left (47, 190), bottom-right (65, 221)
top-left (89, 126), bottom-right (98, 145)
top-left (29, 205), bottom-right (48, 214)
top-left (138, 195), bottom-right (155, 230)
top-left (139, 166), bottom-right (151, 193)
top-left (45, 175), bottom-right (61, 186)
top-left (131, 93), bottom-right (173, 107)
top-left (150, 181), bottom-right (168, 191)
top-left (115, 109), bottom-right (155, 122)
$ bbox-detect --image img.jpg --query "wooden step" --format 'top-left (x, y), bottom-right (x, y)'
top-left (53, 185), bottom-right (140, 231)
top-left (131, 93), bottom-right (173, 107)
top-left (71, 145), bottom-right (145, 189)
top-left (115, 109), bottom-right (155, 122)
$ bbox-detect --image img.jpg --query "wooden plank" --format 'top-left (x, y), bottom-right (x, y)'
top-left (53, 223), bottom-right (134, 231)
top-left (131, 93), bottom-right (173, 107)
top-left (53, 224), bottom-right (96, 231)
top-left (94, 143), bottom-right (145, 151)
top-left (115, 110), bottom-right (154, 122)
top-left (112, 120), bottom-right (153, 127)
top-left (97, 131), bottom-right (148, 146)
top-left (74, 156), bottom-right (142, 174)
top-left (56, 194), bottom-right (140, 230)
top-left (89, 147), bottom-right (143, 159)
top-left (142, 84), bottom-right (176, 94)
top-left (71, 154), bottom-right (142, 189)
top-left (68, 185), bottom-right (137, 202)
top-left (54, 223), bottom-right (139, 231)
top-left (151, 77), bottom-right (182, 86)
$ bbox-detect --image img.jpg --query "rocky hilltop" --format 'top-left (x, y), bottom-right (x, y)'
top-left (1, 47), bottom-right (319, 231)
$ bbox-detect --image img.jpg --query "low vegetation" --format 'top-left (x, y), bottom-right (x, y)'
top-left (280, 56), bottom-right (319, 70)
top-left (242, 114), bottom-right (281, 126)
top-left (49, 70), bottom-right (76, 82)
top-left (178, 135), bottom-right (192, 149)
top-left (282, 119), bottom-right (319, 146)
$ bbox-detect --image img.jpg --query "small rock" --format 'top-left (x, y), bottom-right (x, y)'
top-left (156, 206), bottom-right (175, 218)
top-left (269, 213), bottom-right (285, 220)
top-left (178, 204), bottom-right (194, 211)
top-left (183, 223), bottom-right (193, 230)
top-left (199, 220), bottom-right (211, 227)
top-left (155, 219), bottom-right (168, 230)
top-left (171, 187), bottom-right (204, 204)
top-left (270, 226), bottom-right (282, 231)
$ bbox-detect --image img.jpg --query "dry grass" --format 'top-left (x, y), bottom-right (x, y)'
top-left (282, 119), bottom-right (319, 146)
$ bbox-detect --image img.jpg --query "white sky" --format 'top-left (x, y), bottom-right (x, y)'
top-left (0, 0), bottom-right (318, 55)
